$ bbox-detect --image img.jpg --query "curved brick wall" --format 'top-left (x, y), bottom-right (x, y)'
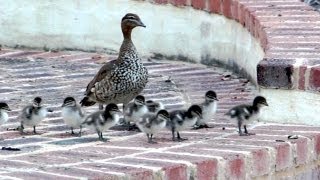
top-left (150, 0), bottom-right (320, 92)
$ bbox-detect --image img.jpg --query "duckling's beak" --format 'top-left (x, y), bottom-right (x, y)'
top-left (197, 112), bottom-right (202, 119)
top-left (264, 102), bottom-right (269, 106)
top-left (214, 97), bottom-right (219, 101)
top-left (6, 107), bottom-right (11, 111)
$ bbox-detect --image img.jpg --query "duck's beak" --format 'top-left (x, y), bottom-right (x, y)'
top-left (138, 21), bottom-right (146, 28)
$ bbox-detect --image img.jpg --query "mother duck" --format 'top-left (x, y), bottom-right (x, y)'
top-left (81, 13), bottom-right (148, 109)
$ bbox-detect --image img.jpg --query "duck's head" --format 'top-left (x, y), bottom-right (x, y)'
top-left (121, 13), bottom-right (146, 29)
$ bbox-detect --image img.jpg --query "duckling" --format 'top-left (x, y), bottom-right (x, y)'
top-left (167, 105), bottom-right (202, 141)
top-left (225, 96), bottom-right (268, 136)
top-left (20, 97), bottom-right (52, 134)
top-left (124, 95), bottom-right (148, 130)
top-left (61, 97), bottom-right (86, 136)
top-left (82, 103), bottom-right (121, 141)
top-left (0, 102), bottom-right (11, 125)
top-left (137, 110), bottom-right (170, 144)
top-left (194, 90), bottom-right (218, 129)
top-left (80, 13), bottom-right (148, 111)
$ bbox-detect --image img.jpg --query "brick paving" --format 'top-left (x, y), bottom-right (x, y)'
top-left (0, 48), bottom-right (319, 179)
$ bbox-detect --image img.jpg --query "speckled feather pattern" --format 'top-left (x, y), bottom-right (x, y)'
top-left (88, 40), bottom-right (148, 105)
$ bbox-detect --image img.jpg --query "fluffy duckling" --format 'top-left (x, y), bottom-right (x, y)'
top-left (61, 97), bottom-right (86, 136)
top-left (82, 103), bottom-right (121, 141)
top-left (194, 90), bottom-right (218, 129)
top-left (137, 110), bottom-right (170, 144)
top-left (167, 105), bottom-right (202, 141)
top-left (225, 96), bottom-right (268, 136)
top-left (124, 95), bottom-right (148, 127)
top-left (20, 97), bottom-right (52, 134)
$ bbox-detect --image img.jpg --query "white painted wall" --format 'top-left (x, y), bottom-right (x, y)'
top-left (0, 0), bottom-right (264, 84)
top-left (2, 0), bottom-right (317, 125)
top-left (260, 89), bottom-right (320, 125)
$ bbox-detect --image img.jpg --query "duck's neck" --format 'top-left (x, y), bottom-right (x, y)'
top-left (122, 25), bottom-right (132, 40)
top-left (118, 26), bottom-right (137, 61)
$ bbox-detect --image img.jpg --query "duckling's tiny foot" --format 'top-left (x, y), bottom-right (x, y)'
top-left (99, 138), bottom-right (109, 142)
top-left (148, 140), bottom-right (157, 144)
top-left (239, 133), bottom-right (249, 136)
top-left (177, 137), bottom-right (188, 142)
top-left (246, 132), bottom-right (256, 136)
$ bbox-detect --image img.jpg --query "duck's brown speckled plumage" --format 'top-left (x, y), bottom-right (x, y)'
top-left (81, 13), bottom-right (148, 106)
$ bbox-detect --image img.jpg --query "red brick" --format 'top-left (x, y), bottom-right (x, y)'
top-left (314, 134), bottom-right (320, 156)
top-left (231, 0), bottom-right (239, 21)
top-left (251, 149), bottom-right (270, 177)
top-left (298, 65), bottom-right (307, 90)
top-left (154, 0), bottom-right (168, 3)
top-left (275, 143), bottom-right (291, 171)
top-left (309, 66), bottom-right (320, 91)
top-left (295, 138), bottom-right (309, 165)
top-left (112, 157), bottom-right (188, 179)
top-left (77, 162), bottom-right (153, 179)
top-left (195, 160), bottom-right (218, 180)
top-left (208, 0), bottom-right (221, 14)
top-left (227, 157), bottom-right (246, 179)
top-left (164, 165), bottom-right (188, 180)
top-left (222, 0), bottom-right (232, 18)
top-left (171, 0), bottom-right (187, 6)
top-left (192, 0), bottom-right (206, 9)
top-left (238, 2), bottom-right (246, 26)
top-left (45, 167), bottom-right (120, 179)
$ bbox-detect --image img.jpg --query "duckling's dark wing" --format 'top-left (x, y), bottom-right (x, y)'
top-left (82, 111), bottom-right (101, 125)
top-left (225, 104), bottom-right (251, 118)
top-left (84, 59), bottom-right (118, 96)
top-left (169, 110), bottom-right (185, 126)
top-left (21, 105), bottom-right (33, 119)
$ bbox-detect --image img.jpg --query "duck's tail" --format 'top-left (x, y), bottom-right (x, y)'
top-left (80, 96), bottom-right (96, 107)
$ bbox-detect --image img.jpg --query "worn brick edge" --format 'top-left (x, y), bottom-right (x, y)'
top-left (149, 0), bottom-right (320, 92)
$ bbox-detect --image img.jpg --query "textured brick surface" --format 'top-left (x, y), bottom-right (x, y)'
top-left (0, 48), bottom-right (319, 179)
